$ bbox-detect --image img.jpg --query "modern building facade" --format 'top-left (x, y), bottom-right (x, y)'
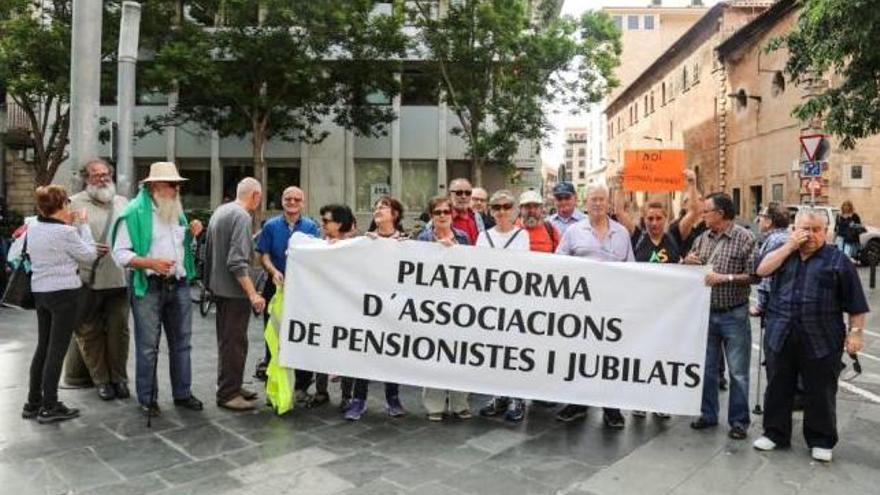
top-left (2, 0), bottom-right (561, 226)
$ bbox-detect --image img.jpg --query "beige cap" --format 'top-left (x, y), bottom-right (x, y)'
top-left (519, 190), bottom-right (543, 205)
top-left (141, 162), bottom-right (188, 183)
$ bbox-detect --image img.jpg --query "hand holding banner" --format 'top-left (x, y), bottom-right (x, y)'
top-left (623, 149), bottom-right (686, 192)
top-left (279, 234), bottom-right (711, 415)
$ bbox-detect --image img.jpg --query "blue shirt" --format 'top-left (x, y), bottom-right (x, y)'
top-left (415, 227), bottom-right (471, 246)
top-left (754, 228), bottom-right (789, 311)
top-left (549, 210), bottom-right (586, 235)
top-left (765, 244), bottom-right (869, 359)
top-left (555, 217), bottom-right (634, 262)
top-left (255, 214), bottom-right (320, 274)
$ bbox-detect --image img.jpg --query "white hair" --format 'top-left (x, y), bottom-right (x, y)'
top-left (585, 184), bottom-right (609, 198)
top-left (236, 177), bottom-right (262, 199)
top-left (795, 208), bottom-right (829, 227)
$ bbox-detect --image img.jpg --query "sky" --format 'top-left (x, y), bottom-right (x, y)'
top-left (541, 0), bottom-right (721, 170)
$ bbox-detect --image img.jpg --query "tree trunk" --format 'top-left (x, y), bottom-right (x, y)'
top-left (472, 156), bottom-right (483, 187)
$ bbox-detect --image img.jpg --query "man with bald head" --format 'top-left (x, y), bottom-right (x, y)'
top-left (448, 178), bottom-right (494, 245)
top-left (255, 186), bottom-right (321, 401)
top-left (205, 178), bottom-right (267, 410)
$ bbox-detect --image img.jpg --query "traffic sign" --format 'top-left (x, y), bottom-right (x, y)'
top-left (801, 161), bottom-right (822, 177)
top-left (800, 134), bottom-right (828, 161)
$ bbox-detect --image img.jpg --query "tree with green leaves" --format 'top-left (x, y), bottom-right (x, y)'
top-left (141, 0), bottom-right (407, 211)
top-left (770, 0), bottom-right (880, 149)
top-left (0, 0), bottom-right (177, 185)
top-left (411, 0), bottom-right (620, 184)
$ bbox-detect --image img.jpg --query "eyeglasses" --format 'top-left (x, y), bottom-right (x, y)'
top-left (471, 197), bottom-right (487, 202)
top-left (451, 190), bottom-right (472, 197)
top-left (374, 204), bottom-right (391, 211)
top-left (432, 209), bottom-right (452, 216)
top-left (88, 173), bottom-right (112, 181)
top-left (491, 203), bottom-right (513, 211)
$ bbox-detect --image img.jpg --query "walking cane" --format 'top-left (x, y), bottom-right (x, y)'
top-left (752, 314), bottom-right (765, 415)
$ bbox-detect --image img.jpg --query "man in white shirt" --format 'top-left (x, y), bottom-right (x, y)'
top-left (112, 162), bottom-right (202, 417)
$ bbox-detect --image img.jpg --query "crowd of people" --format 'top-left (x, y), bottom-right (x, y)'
top-left (13, 159), bottom-right (869, 463)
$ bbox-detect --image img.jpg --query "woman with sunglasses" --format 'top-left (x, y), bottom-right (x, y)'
top-left (475, 190), bottom-right (530, 423)
top-left (317, 204), bottom-right (360, 411)
top-left (344, 196), bottom-right (408, 421)
top-left (415, 195), bottom-right (473, 421)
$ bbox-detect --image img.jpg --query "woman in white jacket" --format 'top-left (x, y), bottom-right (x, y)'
top-left (23, 185), bottom-right (97, 424)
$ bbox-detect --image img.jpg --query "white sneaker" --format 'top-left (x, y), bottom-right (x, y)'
top-left (811, 447), bottom-right (833, 462)
top-left (752, 436), bottom-right (777, 451)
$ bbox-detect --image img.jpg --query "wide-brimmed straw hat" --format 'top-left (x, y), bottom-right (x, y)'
top-left (141, 162), bottom-right (188, 183)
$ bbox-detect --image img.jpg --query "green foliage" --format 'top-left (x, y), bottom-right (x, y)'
top-left (411, 0), bottom-right (620, 174)
top-left (770, 0), bottom-right (880, 149)
top-left (0, 1), bottom-right (176, 184)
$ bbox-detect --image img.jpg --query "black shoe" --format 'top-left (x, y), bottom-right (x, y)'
top-left (37, 402), bottom-right (80, 424)
top-left (533, 400), bottom-right (557, 408)
top-left (113, 382), bottom-right (130, 399)
top-left (792, 394), bottom-right (805, 412)
top-left (479, 397), bottom-right (510, 417)
top-left (141, 403), bottom-right (161, 417)
top-left (689, 417), bottom-right (718, 430)
top-left (555, 404), bottom-right (588, 422)
top-left (719, 376), bottom-right (728, 391)
top-left (22, 402), bottom-right (40, 420)
top-left (174, 395), bottom-right (204, 411)
top-left (728, 425), bottom-right (748, 440)
top-left (254, 360), bottom-right (268, 382)
top-left (603, 409), bottom-right (625, 429)
top-left (97, 383), bottom-right (116, 401)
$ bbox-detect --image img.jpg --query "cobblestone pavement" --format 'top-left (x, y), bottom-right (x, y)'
top-left (1, 269), bottom-right (879, 494)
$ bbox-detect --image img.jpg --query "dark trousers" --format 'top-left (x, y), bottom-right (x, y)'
top-left (262, 282), bottom-right (275, 363)
top-left (75, 288), bottom-right (130, 385)
top-left (215, 296), bottom-right (251, 403)
top-left (352, 379), bottom-right (399, 402)
top-left (30, 289), bottom-right (80, 407)
top-left (763, 330), bottom-right (841, 449)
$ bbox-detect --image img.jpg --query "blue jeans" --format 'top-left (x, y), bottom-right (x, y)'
top-left (701, 304), bottom-right (751, 427)
top-left (130, 278), bottom-right (193, 406)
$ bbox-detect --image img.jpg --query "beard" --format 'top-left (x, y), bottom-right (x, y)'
top-left (154, 193), bottom-right (183, 224)
top-left (86, 183), bottom-right (116, 204)
top-left (522, 213), bottom-right (541, 228)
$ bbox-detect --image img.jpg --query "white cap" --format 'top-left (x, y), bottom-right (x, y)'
top-left (518, 190), bottom-right (543, 205)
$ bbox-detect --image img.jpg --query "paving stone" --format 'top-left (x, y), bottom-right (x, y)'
top-left (0, 458), bottom-right (70, 495)
top-left (159, 423), bottom-right (251, 459)
top-left (320, 451), bottom-right (408, 486)
top-left (156, 457), bottom-right (237, 486)
top-left (440, 465), bottom-right (555, 495)
top-left (382, 457), bottom-right (460, 488)
top-left (93, 435), bottom-right (192, 478)
top-left (155, 473), bottom-right (244, 495)
top-left (45, 446), bottom-right (125, 490)
top-left (78, 474), bottom-right (170, 495)
top-left (230, 446), bottom-right (339, 484)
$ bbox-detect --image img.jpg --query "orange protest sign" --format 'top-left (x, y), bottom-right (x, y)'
top-left (623, 149), bottom-right (686, 192)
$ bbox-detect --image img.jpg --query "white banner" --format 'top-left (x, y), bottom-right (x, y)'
top-left (280, 234), bottom-right (711, 415)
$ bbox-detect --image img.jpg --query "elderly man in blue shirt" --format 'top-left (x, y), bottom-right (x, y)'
top-left (554, 183), bottom-right (634, 428)
top-left (752, 208), bottom-right (868, 463)
top-left (548, 182), bottom-right (586, 235)
top-left (254, 186), bottom-right (321, 398)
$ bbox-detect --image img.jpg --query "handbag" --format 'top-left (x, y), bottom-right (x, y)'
top-left (1, 234), bottom-right (35, 310)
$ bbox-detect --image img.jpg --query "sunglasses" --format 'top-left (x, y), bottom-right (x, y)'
top-left (491, 203), bottom-right (513, 211)
top-left (451, 190), bottom-right (472, 197)
top-left (432, 209), bottom-right (452, 216)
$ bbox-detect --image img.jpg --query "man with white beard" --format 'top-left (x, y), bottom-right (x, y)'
top-left (112, 162), bottom-right (203, 417)
top-left (67, 159), bottom-right (131, 401)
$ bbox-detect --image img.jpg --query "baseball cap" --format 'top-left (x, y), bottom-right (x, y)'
top-left (519, 190), bottom-right (543, 205)
top-left (552, 182), bottom-right (576, 196)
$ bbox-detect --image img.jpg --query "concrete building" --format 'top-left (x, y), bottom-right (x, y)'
top-left (602, 1), bottom-right (710, 104)
top-left (2, 0), bottom-right (560, 226)
top-left (563, 126), bottom-right (591, 196)
top-left (717, 0), bottom-right (880, 225)
top-left (604, 1), bottom-right (772, 205)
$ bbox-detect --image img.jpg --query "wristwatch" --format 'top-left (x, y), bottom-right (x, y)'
top-left (849, 327), bottom-right (863, 334)
top-left (727, 274), bottom-right (734, 283)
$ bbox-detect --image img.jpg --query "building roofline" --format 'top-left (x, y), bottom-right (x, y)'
top-left (601, 7), bottom-right (709, 14)
top-left (604, 2), bottom-right (729, 116)
top-left (716, 0), bottom-right (797, 61)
